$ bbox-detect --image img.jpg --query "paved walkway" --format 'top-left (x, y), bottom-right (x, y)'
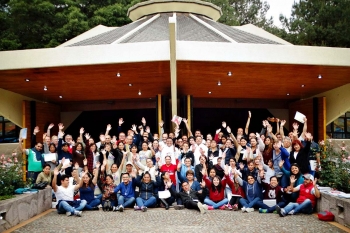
top-left (10, 208), bottom-right (348, 233)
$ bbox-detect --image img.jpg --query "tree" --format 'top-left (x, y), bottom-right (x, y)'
top-left (280, 0), bottom-right (350, 47)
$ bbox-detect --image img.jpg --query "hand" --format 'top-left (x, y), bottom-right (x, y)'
top-left (239, 163), bottom-right (244, 170)
top-left (145, 126), bottom-right (151, 133)
top-left (83, 158), bottom-right (87, 166)
top-left (256, 132), bottom-right (260, 138)
top-left (304, 117), bottom-right (307, 122)
top-left (215, 128), bottom-right (221, 134)
top-left (84, 133), bottom-right (90, 140)
top-left (112, 136), bottom-right (117, 144)
top-left (224, 165), bottom-right (229, 176)
top-left (159, 120), bottom-right (164, 128)
top-left (248, 111), bottom-right (251, 118)
top-left (96, 162), bottom-right (101, 168)
top-left (290, 175), bottom-right (296, 184)
top-left (148, 142), bottom-right (152, 149)
top-left (155, 170), bottom-right (159, 176)
top-left (222, 151), bottom-right (226, 158)
top-left (33, 126), bottom-right (40, 135)
top-left (101, 149), bottom-right (106, 155)
top-left (100, 135), bottom-right (105, 142)
top-left (48, 123), bottom-right (54, 130)
top-left (58, 123), bottom-right (64, 131)
top-left (61, 157), bottom-right (65, 164)
top-left (156, 157), bottom-right (160, 162)
top-left (280, 120), bottom-right (286, 127)
top-left (74, 162), bottom-right (79, 170)
top-left (54, 168), bottom-right (59, 176)
top-left (51, 160), bottom-right (56, 164)
top-left (191, 144), bottom-right (196, 152)
top-left (71, 140), bottom-right (75, 146)
top-left (313, 177), bottom-right (317, 186)
top-left (141, 117), bottom-right (146, 125)
top-left (199, 147), bottom-right (204, 155)
top-left (131, 124), bottom-right (137, 132)
top-left (119, 118), bottom-right (124, 126)
top-left (106, 124), bottom-right (112, 131)
top-left (177, 161), bottom-right (182, 170)
top-left (262, 120), bottom-right (266, 127)
top-left (182, 118), bottom-right (187, 124)
top-left (200, 179), bottom-right (205, 187)
top-left (79, 127), bottom-right (84, 134)
top-left (277, 140), bottom-right (282, 148)
top-left (279, 160), bottom-right (284, 168)
top-left (292, 122), bottom-right (299, 130)
top-left (166, 181), bottom-right (172, 188)
top-left (258, 164), bottom-right (263, 171)
top-left (222, 121), bottom-right (227, 128)
top-left (43, 133), bottom-right (47, 140)
top-left (276, 118), bottom-right (280, 123)
top-left (226, 126), bottom-right (231, 134)
top-left (305, 132), bottom-right (312, 141)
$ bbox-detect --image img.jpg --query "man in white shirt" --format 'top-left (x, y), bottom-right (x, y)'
top-left (190, 136), bottom-right (208, 166)
top-left (52, 168), bottom-right (86, 217)
top-left (159, 138), bottom-right (180, 164)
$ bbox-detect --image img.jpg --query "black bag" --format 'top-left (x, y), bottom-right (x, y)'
top-left (32, 182), bottom-right (48, 189)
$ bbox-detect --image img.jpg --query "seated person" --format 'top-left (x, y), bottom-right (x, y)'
top-left (229, 172), bottom-right (245, 211)
top-left (276, 174), bottom-right (320, 217)
top-left (158, 172), bottom-right (177, 210)
top-left (239, 161), bottom-right (258, 181)
top-left (36, 162), bottom-right (64, 186)
top-left (113, 172), bottom-right (136, 212)
top-left (256, 176), bottom-right (286, 213)
top-left (52, 168), bottom-right (86, 217)
top-left (79, 163), bottom-right (101, 211)
top-left (133, 171), bottom-right (161, 212)
top-left (235, 174), bottom-right (263, 212)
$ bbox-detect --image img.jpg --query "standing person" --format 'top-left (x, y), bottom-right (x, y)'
top-left (19, 126), bottom-right (45, 183)
top-left (42, 133), bottom-right (58, 170)
top-left (191, 136), bottom-right (208, 166)
top-left (52, 168), bottom-right (86, 216)
top-left (138, 142), bottom-right (152, 167)
top-left (72, 142), bottom-right (85, 174)
top-left (289, 133), bottom-right (312, 174)
top-left (276, 174), bottom-right (320, 217)
top-left (84, 133), bottom-right (99, 174)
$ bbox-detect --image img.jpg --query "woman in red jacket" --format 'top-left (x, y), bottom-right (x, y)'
top-left (203, 165), bottom-right (234, 210)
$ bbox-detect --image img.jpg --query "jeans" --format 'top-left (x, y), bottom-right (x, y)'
top-left (204, 198), bottom-right (228, 209)
top-left (239, 197), bottom-right (261, 208)
top-left (118, 196), bottom-right (135, 208)
top-left (256, 201), bottom-right (287, 213)
top-left (280, 174), bottom-right (289, 188)
top-left (283, 199), bottom-right (313, 215)
top-left (84, 198), bottom-right (101, 210)
top-left (57, 200), bottom-right (87, 214)
top-left (27, 171), bottom-right (40, 184)
top-left (136, 196), bottom-right (157, 208)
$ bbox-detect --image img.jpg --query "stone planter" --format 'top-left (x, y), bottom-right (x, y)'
top-left (0, 188), bottom-right (52, 232)
top-left (317, 192), bottom-right (350, 227)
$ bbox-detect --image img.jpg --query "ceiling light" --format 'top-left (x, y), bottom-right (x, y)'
top-left (116, 73), bottom-right (121, 77)
top-left (287, 93), bottom-right (290, 96)
top-left (128, 83), bottom-right (132, 86)
top-left (25, 79), bottom-right (30, 82)
top-left (301, 84), bottom-right (305, 87)
top-left (59, 96), bottom-right (63, 98)
top-left (318, 74), bottom-right (322, 79)
top-left (43, 86), bottom-right (47, 91)
top-left (217, 81), bottom-right (221, 86)
top-left (138, 90), bottom-right (141, 95)
top-left (208, 91), bottom-right (212, 94)
top-left (227, 71), bottom-right (232, 76)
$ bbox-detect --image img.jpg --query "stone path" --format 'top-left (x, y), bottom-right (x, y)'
top-left (12, 208), bottom-right (347, 233)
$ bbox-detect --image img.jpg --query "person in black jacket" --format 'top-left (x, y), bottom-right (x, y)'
top-left (289, 133), bottom-right (311, 174)
top-left (168, 181), bottom-right (208, 214)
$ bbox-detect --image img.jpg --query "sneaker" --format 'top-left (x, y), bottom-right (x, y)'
top-left (233, 204), bottom-right (238, 211)
top-left (134, 206), bottom-right (141, 211)
top-left (174, 205), bottom-right (184, 210)
top-left (119, 205), bottom-right (124, 212)
top-left (275, 205), bottom-right (285, 217)
top-left (66, 212), bottom-right (72, 217)
top-left (207, 205), bottom-right (214, 210)
top-left (288, 210), bottom-right (295, 215)
top-left (74, 211), bottom-right (82, 217)
top-left (114, 206), bottom-right (119, 212)
top-left (219, 205), bottom-right (226, 210)
top-left (106, 201), bottom-right (111, 212)
top-left (226, 203), bottom-right (233, 210)
top-left (246, 208), bottom-right (254, 213)
top-left (259, 208), bottom-right (267, 213)
top-left (197, 203), bottom-right (206, 214)
top-left (202, 204), bottom-right (208, 213)
top-left (141, 206), bottom-right (147, 212)
top-left (103, 201), bottom-right (108, 212)
top-left (241, 207), bottom-right (246, 212)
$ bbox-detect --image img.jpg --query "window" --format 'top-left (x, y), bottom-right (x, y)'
top-left (327, 111), bottom-right (350, 139)
top-left (0, 116), bottom-right (20, 143)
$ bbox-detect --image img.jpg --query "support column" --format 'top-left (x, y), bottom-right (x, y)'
top-left (156, 94), bottom-right (162, 135)
top-left (187, 95), bottom-right (193, 136)
top-left (169, 13), bottom-right (177, 132)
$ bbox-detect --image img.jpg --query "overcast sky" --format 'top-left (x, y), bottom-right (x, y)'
top-left (265, 0), bottom-right (299, 27)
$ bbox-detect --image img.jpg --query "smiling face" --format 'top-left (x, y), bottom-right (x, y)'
top-left (43, 165), bottom-right (51, 175)
top-left (293, 143), bottom-right (300, 152)
top-left (270, 177), bottom-right (278, 186)
top-left (209, 169), bottom-right (216, 178)
top-left (291, 165), bottom-right (299, 175)
top-left (142, 142), bottom-right (148, 151)
top-left (247, 175), bottom-right (255, 184)
top-left (229, 158), bottom-right (236, 167)
top-left (105, 175), bottom-right (113, 185)
top-left (111, 164), bottom-right (118, 173)
top-left (118, 142), bottom-right (124, 150)
top-left (213, 177), bottom-right (220, 186)
top-left (143, 173), bottom-right (151, 183)
top-left (35, 143), bottom-right (43, 151)
top-left (184, 158), bottom-right (191, 167)
top-left (83, 174), bottom-right (90, 184)
top-left (146, 158), bottom-right (153, 168)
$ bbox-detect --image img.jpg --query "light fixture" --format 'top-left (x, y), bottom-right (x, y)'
top-left (138, 90), bottom-right (141, 95)
top-left (301, 84), bottom-right (305, 87)
top-left (227, 71), bottom-right (232, 76)
top-left (116, 73), bottom-right (121, 77)
top-left (208, 91), bottom-right (212, 94)
top-left (128, 83), bottom-right (132, 86)
top-left (287, 93), bottom-right (290, 96)
top-left (43, 86), bottom-right (47, 91)
top-left (217, 81), bottom-right (221, 86)
top-left (59, 96), bottom-right (63, 98)
top-left (25, 78), bottom-right (30, 82)
top-left (318, 74), bottom-right (322, 79)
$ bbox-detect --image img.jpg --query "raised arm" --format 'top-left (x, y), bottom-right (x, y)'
top-left (301, 117), bottom-right (307, 139)
top-left (105, 124), bottom-right (112, 137)
top-left (52, 168), bottom-right (59, 192)
top-left (182, 118), bottom-right (193, 136)
top-left (280, 120), bottom-right (286, 138)
top-left (244, 111), bottom-right (251, 135)
top-left (47, 123), bottom-right (54, 137)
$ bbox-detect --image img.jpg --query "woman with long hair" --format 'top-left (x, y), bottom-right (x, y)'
top-left (80, 163), bottom-right (101, 210)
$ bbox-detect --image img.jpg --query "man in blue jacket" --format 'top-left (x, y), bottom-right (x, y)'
top-left (113, 172), bottom-right (136, 212)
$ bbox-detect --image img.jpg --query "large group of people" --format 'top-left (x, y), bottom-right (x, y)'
top-left (18, 112), bottom-right (321, 217)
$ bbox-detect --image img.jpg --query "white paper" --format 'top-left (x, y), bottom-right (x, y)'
top-left (171, 115), bottom-right (182, 125)
top-left (158, 190), bottom-right (171, 199)
top-left (20, 128), bottom-right (27, 139)
top-left (309, 160), bottom-right (317, 171)
top-left (294, 111), bottom-right (306, 123)
top-left (44, 153), bottom-right (57, 162)
top-left (59, 159), bottom-right (70, 166)
top-left (263, 199), bottom-right (276, 207)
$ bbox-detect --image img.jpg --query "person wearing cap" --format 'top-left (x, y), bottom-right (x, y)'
top-left (276, 174), bottom-right (320, 217)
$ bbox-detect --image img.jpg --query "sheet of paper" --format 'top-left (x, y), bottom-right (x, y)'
top-left (294, 111), bottom-right (306, 123)
top-left (44, 153), bottom-right (57, 162)
top-left (20, 128), bottom-right (27, 139)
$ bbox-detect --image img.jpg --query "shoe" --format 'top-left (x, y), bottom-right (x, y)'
top-left (241, 207), bottom-right (246, 212)
top-left (246, 208), bottom-right (254, 213)
top-left (288, 210), bottom-right (295, 215)
top-left (114, 206), bottom-right (119, 212)
top-left (207, 205), bottom-right (214, 210)
top-left (226, 203), bottom-right (233, 210)
top-left (160, 199), bottom-right (169, 210)
top-left (119, 205), bottom-right (124, 212)
top-left (202, 204), bottom-right (208, 213)
top-left (219, 205), bottom-right (226, 210)
top-left (134, 206), bottom-right (141, 211)
top-left (74, 211), bottom-right (82, 217)
top-left (259, 208), bottom-right (267, 213)
top-left (91, 207), bottom-right (99, 211)
top-left (275, 205), bottom-right (285, 217)
top-left (233, 204), bottom-right (238, 211)
top-left (197, 203), bottom-right (206, 214)
top-left (66, 212), bottom-right (72, 217)
top-left (141, 206), bottom-right (147, 212)
top-left (103, 201), bottom-right (108, 212)
top-left (174, 205), bottom-right (184, 210)
top-left (106, 200), bottom-right (111, 212)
